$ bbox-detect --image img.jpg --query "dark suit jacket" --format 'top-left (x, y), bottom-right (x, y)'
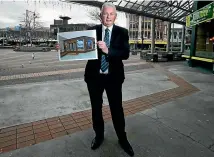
top-left (84, 24), bottom-right (130, 83)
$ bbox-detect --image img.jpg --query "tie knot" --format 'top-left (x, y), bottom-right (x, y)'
top-left (105, 28), bottom-right (109, 32)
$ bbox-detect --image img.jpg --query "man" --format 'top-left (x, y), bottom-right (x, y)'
top-left (85, 2), bottom-right (134, 157)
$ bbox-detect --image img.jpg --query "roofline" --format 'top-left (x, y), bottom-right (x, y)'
top-left (65, 0), bottom-right (187, 25)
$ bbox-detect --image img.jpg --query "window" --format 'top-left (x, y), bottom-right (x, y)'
top-left (144, 31), bottom-right (147, 38)
top-left (69, 43), bottom-right (73, 51)
top-left (87, 39), bottom-right (93, 49)
top-left (160, 32), bottom-right (163, 40)
top-left (77, 39), bottom-right (84, 51)
top-left (148, 32), bottom-right (150, 39)
top-left (148, 22), bottom-right (151, 29)
top-left (196, 19), bottom-right (214, 55)
top-left (173, 32), bottom-right (177, 39)
top-left (73, 42), bottom-right (76, 51)
top-left (179, 32), bottom-right (182, 39)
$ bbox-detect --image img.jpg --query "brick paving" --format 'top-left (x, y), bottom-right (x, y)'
top-left (0, 62), bottom-right (146, 81)
top-left (0, 64), bottom-right (200, 154)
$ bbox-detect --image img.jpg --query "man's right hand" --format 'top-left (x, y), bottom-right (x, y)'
top-left (97, 41), bottom-right (108, 54)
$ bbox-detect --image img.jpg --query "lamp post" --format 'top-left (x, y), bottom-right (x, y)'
top-left (2, 30), bottom-right (4, 47)
top-left (19, 24), bottom-right (22, 47)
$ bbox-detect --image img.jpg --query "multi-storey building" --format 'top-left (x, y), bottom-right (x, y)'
top-left (127, 14), bottom-right (168, 49)
top-left (127, 14), bottom-right (189, 52)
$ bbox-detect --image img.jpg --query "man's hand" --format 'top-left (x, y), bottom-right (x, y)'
top-left (97, 41), bottom-right (108, 54)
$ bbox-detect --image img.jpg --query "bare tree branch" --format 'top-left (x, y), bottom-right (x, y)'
top-left (87, 8), bottom-right (101, 22)
top-left (19, 10), bottom-right (45, 46)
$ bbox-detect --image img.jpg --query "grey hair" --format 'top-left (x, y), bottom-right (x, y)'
top-left (101, 2), bottom-right (117, 13)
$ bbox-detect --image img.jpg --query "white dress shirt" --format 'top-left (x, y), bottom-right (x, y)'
top-left (100, 24), bottom-right (113, 74)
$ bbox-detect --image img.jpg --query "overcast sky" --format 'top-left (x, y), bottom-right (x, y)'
top-left (0, 0), bottom-right (127, 29)
top-left (0, 0), bottom-right (182, 29)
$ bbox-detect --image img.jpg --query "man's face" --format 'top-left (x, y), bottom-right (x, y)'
top-left (100, 6), bottom-right (117, 27)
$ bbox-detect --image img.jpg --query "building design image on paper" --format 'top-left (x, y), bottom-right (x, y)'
top-left (57, 30), bottom-right (98, 61)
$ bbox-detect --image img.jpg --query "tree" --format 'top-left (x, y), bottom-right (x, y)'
top-left (20, 10), bottom-right (44, 46)
top-left (87, 8), bottom-right (101, 22)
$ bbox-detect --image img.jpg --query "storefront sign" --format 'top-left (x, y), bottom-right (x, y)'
top-left (186, 2), bottom-right (214, 27)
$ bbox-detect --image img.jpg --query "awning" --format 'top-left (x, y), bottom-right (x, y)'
top-left (63, 0), bottom-right (193, 25)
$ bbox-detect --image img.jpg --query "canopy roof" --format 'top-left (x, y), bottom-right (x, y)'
top-left (64, 0), bottom-right (193, 25)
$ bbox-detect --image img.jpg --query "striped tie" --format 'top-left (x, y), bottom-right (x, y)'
top-left (101, 28), bottom-right (110, 72)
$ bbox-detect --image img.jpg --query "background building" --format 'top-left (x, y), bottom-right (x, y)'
top-left (127, 14), bottom-right (167, 50)
top-left (127, 14), bottom-right (189, 52)
top-left (0, 26), bottom-right (51, 46)
top-left (50, 16), bottom-right (96, 39)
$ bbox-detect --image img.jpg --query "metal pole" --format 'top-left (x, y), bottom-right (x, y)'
top-left (138, 15), bottom-right (141, 40)
top-left (171, 23), bottom-right (174, 52)
top-left (181, 25), bottom-right (185, 53)
top-left (3, 30), bottom-right (4, 46)
top-left (166, 22), bottom-right (171, 53)
top-left (26, 10), bottom-right (28, 47)
top-left (19, 24), bottom-right (22, 47)
top-left (151, 18), bottom-right (155, 54)
top-left (131, 15), bottom-right (134, 50)
top-left (141, 16), bottom-right (144, 50)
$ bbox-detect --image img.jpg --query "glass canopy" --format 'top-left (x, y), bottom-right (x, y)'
top-left (64, 0), bottom-right (193, 25)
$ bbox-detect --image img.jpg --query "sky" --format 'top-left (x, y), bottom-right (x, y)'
top-left (0, 0), bottom-right (182, 29)
top-left (0, 0), bottom-right (127, 29)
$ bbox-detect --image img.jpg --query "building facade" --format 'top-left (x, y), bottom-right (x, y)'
top-left (127, 14), bottom-right (189, 52)
top-left (127, 14), bottom-right (168, 49)
top-left (0, 26), bottom-right (51, 45)
top-left (50, 16), bottom-right (96, 39)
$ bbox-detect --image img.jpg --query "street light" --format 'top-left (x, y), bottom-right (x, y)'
top-left (19, 24), bottom-right (22, 47)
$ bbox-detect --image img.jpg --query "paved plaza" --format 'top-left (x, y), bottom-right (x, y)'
top-left (0, 49), bottom-right (214, 157)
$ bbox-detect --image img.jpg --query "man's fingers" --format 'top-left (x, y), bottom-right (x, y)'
top-left (97, 41), bottom-right (105, 45)
top-left (97, 43), bottom-right (106, 47)
top-left (99, 45), bottom-right (105, 48)
top-left (97, 41), bottom-right (103, 44)
top-left (97, 41), bottom-right (107, 50)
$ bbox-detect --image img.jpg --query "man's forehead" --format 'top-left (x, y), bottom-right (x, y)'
top-left (102, 6), bottom-right (116, 11)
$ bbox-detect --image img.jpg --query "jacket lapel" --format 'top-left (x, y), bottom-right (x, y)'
top-left (96, 24), bottom-right (102, 41)
top-left (110, 25), bottom-right (117, 46)
top-left (96, 24), bottom-right (102, 60)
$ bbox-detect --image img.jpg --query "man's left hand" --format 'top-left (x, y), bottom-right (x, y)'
top-left (97, 41), bottom-right (108, 54)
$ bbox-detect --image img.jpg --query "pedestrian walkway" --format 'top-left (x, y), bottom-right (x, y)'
top-left (0, 62), bottom-right (146, 81)
top-left (0, 63), bottom-right (213, 157)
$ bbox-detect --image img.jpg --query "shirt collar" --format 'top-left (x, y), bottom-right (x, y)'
top-left (102, 24), bottom-right (113, 33)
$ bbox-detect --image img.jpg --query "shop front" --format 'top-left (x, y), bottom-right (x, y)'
top-left (183, 1), bottom-right (214, 73)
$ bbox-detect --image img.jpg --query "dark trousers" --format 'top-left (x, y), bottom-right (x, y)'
top-left (86, 74), bottom-right (127, 140)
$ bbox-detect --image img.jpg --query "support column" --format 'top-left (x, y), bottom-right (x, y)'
top-left (126, 13), bottom-right (130, 31)
top-left (156, 30), bottom-right (158, 40)
top-left (164, 23), bottom-right (167, 40)
top-left (181, 25), bottom-right (185, 53)
top-left (131, 15), bottom-right (134, 49)
top-left (2, 30), bottom-right (4, 46)
top-left (151, 18), bottom-right (155, 54)
top-left (141, 16), bottom-right (144, 50)
top-left (189, 1), bottom-right (198, 67)
top-left (166, 22), bottom-right (171, 53)
top-left (171, 23), bottom-right (174, 51)
top-left (138, 15), bottom-right (142, 39)
top-left (147, 19), bottom-right (149, 38)
top-left (143, 17), bottom-right (145, 38)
